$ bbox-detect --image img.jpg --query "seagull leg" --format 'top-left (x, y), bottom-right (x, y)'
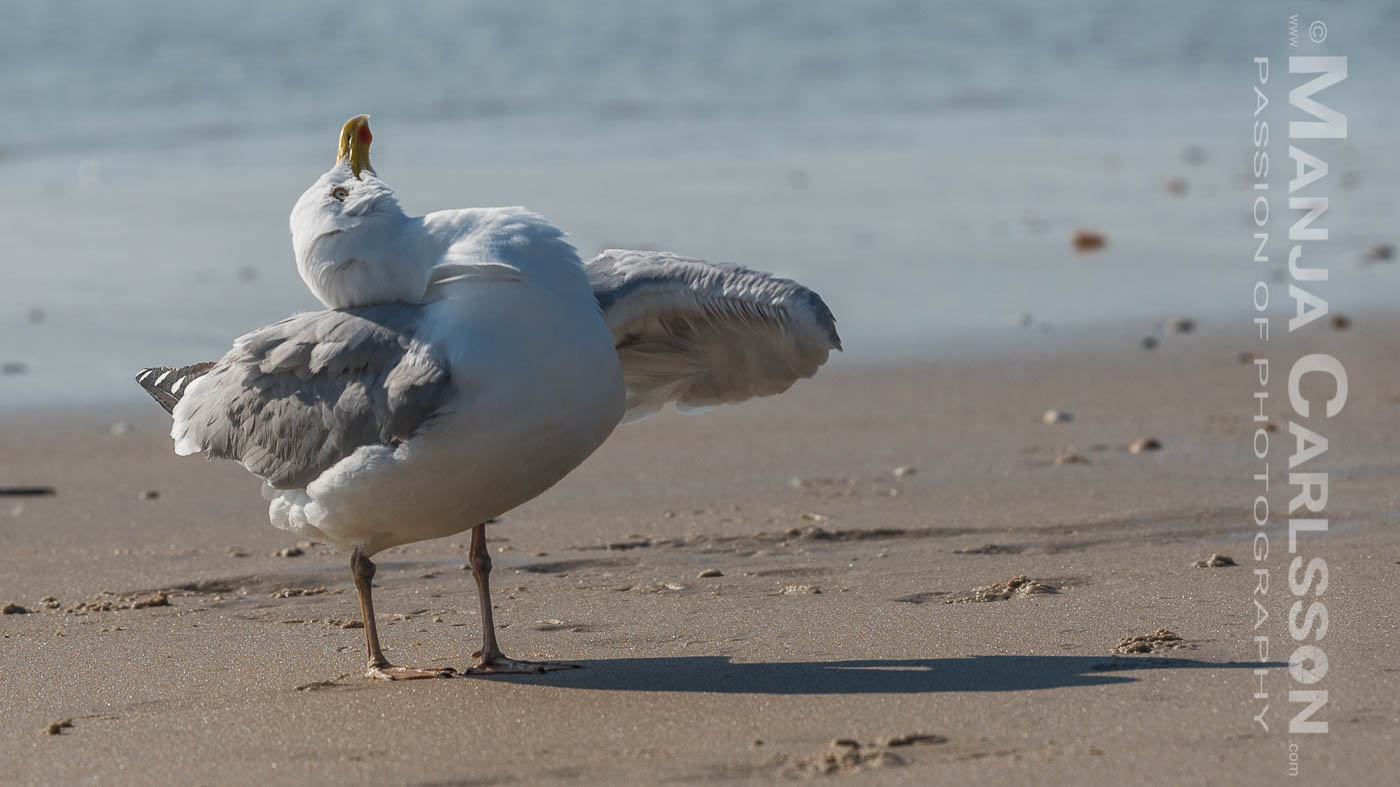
top-left (464, 523), bottom-right (581, 675)
top-left (351, 547), bottom-right (455, 680)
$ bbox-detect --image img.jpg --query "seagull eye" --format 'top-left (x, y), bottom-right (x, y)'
top-left (331, 186), bottom-right (349, 201)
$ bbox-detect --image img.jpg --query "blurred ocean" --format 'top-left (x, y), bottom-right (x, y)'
top-left (1, 0), bottom-right (1395, 409)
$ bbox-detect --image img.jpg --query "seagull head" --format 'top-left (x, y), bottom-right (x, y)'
top-left (290, 115), bottom-right (416, 308)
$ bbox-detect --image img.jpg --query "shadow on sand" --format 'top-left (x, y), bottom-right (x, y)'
top-left (477, 654), bottom-right (1277, 694)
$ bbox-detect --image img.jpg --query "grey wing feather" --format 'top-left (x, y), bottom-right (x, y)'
top-left (586, 250), bottom-right (840, 423)
top-left (170, 304), bottom-right (452, 489)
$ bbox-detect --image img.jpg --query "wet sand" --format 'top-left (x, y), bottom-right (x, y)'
top-left (2, 321), bottom-right (1398, 785)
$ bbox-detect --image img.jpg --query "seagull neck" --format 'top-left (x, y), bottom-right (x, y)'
top-left (298, 214), bottom-right (434, 309)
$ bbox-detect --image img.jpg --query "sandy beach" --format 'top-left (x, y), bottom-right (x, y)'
top-left (3, 318), bottom-right (1395, 785)
top-left (0, 2), bottom-right (1389, 784)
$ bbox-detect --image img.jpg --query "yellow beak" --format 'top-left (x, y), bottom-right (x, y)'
top-left (336, 115), bottom-right (372, 179)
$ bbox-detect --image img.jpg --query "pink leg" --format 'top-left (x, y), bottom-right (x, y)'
top-left (351, 548), bottom-right (456, 680)
top-left (464, 524), bottom-right (580, 675)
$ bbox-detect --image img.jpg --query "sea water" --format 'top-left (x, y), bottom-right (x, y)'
top-left (0, 0), bottom-right (1392, 409)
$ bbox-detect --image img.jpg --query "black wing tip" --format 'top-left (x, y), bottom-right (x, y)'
top-left (136, 367), bottom-right (178, 414)
top-left (804, 289), bottom-right (842, 351)
top-left (135, 366), bottom-right (171, 391)
top-left (135, 362), bottom-right (215, 415)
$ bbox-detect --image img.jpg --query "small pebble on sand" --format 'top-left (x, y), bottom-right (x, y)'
top-left (270, 587), bottom-right (329, 599)
top-left (1363, 244), bottom-right (1393, 262)
top-left (276, 547), bottom-right (304, 558)
top-left (1330, 314), bottom-right (1351, 331)
top-left (1114, 628), bottom-right (1189, 654)
top-left (952, 543), bottom-right (1019, 555)
top-left (1072, 229), bottom-right (1106, 253)
top-left (1053, 453), bottom-right (1088, 465)
top-left (2, 602), bottom-right (31, 614)
top-left (892, 465), bottom-right (916, 478)
top-left (1165, 318), bottom-right (1196, 334)
top-left (1193, 554), bottom-right (1238, 568)
top-left (697, 569), bottom-right (723, 578)
top-left (791, 738), bottom-right (913, 776)
top-left (0, 486), bottom-right (56, 497)
top-left (1127, 438), bottom-right (1162, 453)
top-left (137, 490), bottom-right (159, 500)
top-left (1042, 409), bottom-right (1072, 424)
top-left (45, 719), bottom-right (73, 735)
top-left (949, 576), bottom-right (1056, 603)
top-left (880, 733), bottom-right (947, 747)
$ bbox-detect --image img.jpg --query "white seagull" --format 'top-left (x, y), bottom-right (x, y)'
top-left (137, 116), bottom-right (840, 679)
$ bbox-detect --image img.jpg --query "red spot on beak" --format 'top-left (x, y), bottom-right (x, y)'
top-left (357, 125), bottom-right (372, 145)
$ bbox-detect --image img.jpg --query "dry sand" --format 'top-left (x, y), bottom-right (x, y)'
top-left (2, 321), bottom-right (1397, 785)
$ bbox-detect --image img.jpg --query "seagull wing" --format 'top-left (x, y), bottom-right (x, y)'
top-left (586, 250), bottom-right (840, 423)
top-left (166, 304), bottom-right (453, 489)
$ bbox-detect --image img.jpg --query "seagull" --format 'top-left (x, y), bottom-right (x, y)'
top-left (136, 116), bottom-right (840, 680)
